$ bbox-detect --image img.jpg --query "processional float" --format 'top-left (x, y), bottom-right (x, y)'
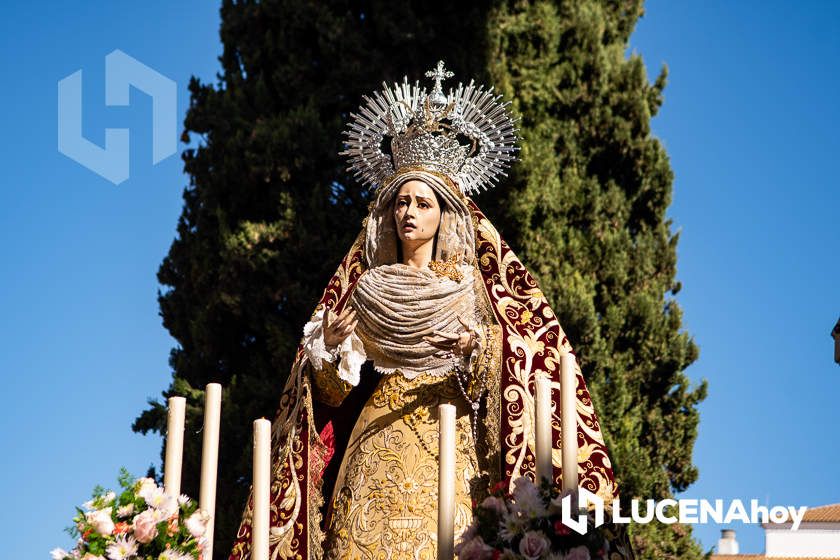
top-left (161, 352), bottom-right (579, 560)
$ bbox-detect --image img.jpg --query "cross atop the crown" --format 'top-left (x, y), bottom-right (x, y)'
top-left (425, 60), bottom-right (454, 109)
top-left (426, 60), bottom-right (454, 91)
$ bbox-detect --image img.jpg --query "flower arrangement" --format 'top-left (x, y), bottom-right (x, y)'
top-left (456, 477), bottom-right (610, 560)
top-left (50, 469), bottom-right (209, 560)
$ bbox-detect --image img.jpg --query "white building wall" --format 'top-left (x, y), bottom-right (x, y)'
top-left (765, 523), bottom-right (840, 557)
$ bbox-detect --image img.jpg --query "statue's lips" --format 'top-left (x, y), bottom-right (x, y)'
top-left (402, 223), bottom-right (416, 231)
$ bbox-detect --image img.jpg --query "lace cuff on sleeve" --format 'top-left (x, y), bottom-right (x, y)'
top-left (302, 307), bottom-right (367, 386)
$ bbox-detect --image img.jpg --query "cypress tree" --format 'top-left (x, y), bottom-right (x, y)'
top-left (482, 1), bottom-right (708, 557)
top-left (132, 2), bottom-right (489, 557)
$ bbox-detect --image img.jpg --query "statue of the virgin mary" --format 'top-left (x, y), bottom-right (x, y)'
top-left (228, 62), bottom-right (633, 560)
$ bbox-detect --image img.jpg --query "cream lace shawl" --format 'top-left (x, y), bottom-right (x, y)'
top-left (302, 169), bottom-right (481, 385)
top-left (302, 262), bottom-right (478, 384)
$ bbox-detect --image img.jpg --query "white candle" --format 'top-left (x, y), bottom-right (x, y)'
top-left (252, 418), bottom-right (271, 560)
top-left (164, 396), bottom-right (186, 497)
top-left (535, 373), bottom-right (553, 484)
top-left (560, 354), bottom-right (579, 493)
top-left (199, 383), bottom-right (222, 560)
top-left (437, 404), bottom-right (456, 560)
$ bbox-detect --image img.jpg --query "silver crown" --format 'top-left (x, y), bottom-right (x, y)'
top-left (340, 61), bottom-right (519, 195)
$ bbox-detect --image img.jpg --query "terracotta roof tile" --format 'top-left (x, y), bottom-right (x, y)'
top-left (801, 503), bottom-right (840, 522)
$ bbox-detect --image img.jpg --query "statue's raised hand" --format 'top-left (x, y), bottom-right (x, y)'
top-left (323, 307), bottom-right (358, 349)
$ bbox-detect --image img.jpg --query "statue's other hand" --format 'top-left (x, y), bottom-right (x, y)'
top-left (323, 307), bottom-right (358, 348)
top-left (423, 325), bottom-right (474, 357)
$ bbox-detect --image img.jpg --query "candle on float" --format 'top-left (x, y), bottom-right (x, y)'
top-left (534, 373), bottom-right (553, 484)
top-left (199, 383), bottom-right (222, 560)
top-left (164, 396), bottom-right (186, 497)
top-left (437, 403), bottom-right (456, 560)
top-left (560, 354), bottom-right (579, 493)
top-left (252, 418), bottom-right (271, 560)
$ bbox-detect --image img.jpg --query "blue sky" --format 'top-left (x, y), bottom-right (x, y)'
top-left (1, 1), bottom-right (837, 558)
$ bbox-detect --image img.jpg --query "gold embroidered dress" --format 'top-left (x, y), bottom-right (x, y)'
top-left (320, 359), bottom-right (486, 559)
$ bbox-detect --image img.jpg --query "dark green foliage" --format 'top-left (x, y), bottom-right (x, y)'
top-left (135, 1), bottom-right (707, 558)
top-left (481, 1), bottom-right (708, 556)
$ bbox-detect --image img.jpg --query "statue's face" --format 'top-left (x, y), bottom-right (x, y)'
top-left (393, 180), bottom-right (442, 244)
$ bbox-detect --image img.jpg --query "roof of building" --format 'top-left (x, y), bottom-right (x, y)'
top-left (713, 503), bottom-right (840, 559)
top-left (801, 503), bottom-right (840, 522)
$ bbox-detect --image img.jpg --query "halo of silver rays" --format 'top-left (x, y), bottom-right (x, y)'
top-left (340, 77), bottom-right (519, 196)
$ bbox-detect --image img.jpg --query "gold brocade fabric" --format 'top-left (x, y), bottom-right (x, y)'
top-left (323, 371), bottom-right (485, 560)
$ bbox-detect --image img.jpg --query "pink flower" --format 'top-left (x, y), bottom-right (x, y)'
top-left (518, 530), bottom-right (550, 560)
top-left (132, 509), bottom-right (160, 543)
top-left (480, 496), bottom-right (508, 516)
top-left (455, 522), bottom-right (478, 552)
top-left (457, 536), bottom-right (495, 560)
top-left (565, 545), bottom-right (591, 560)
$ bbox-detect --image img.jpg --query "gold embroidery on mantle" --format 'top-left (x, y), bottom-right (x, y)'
top-left (307, 359), bottom-right (353, 407)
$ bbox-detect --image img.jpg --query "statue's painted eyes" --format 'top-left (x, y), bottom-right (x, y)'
top-left (395, 198), bottom-right (432, 209)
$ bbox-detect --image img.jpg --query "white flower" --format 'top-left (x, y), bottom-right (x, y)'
top-left (158, 550), bottom-right (192, 560)
top-left (144, 487), bottom-right (178, 517)
top-left (511, 477), bottom-right (547, 518)
top-left (50, 548), bottom-right (68, 560)
top-left (116, 503), bottom-right (135, 518)
top-left (81, 499), bottom-right (96, 511)
top-left (136, 478), bottom-right (158, 501)
top-left (499, 510), bottom-right (526, 541)
top-left (105, 535), bottom-right (138, 560)
top-left (185, 510), bottom-right (209, 538)
top-left (85, 507), bottom-right (115, 536)
top-left (102, 491), bottom-right (116, 505)
top-left (177, 494), bottom-right (191, 506)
